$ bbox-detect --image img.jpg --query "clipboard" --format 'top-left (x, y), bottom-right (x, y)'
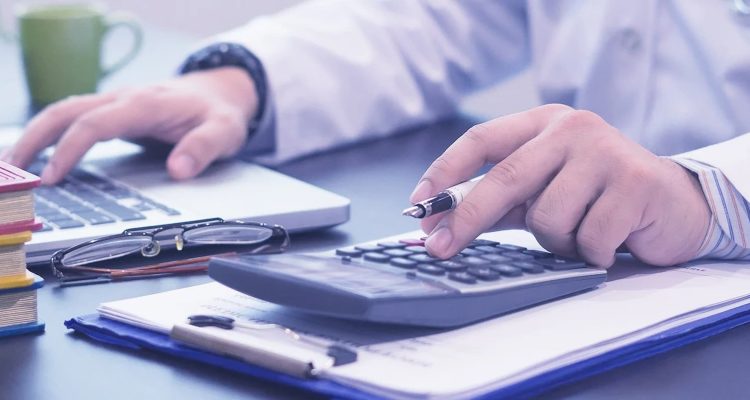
top-left (61, 229), bottom-right (750, 399)
top-left (65, 314), bottom-right (376, 400)
top-left (65, 302), bottom-right (750, 400)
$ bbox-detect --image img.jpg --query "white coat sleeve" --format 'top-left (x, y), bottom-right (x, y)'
top-left (210, 0), bottom-right (530, 164)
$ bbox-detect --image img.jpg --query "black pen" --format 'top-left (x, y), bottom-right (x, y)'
top-left (402, 175), bottom-right (483, 219)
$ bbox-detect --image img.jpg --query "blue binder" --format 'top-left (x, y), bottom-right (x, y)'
top-left (65, 301), bottom-right (750, 399)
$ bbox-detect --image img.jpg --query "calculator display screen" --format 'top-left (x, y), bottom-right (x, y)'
top-left (241, 254), bottom-right (453, 298)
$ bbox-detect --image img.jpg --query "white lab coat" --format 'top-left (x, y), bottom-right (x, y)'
top-left (213, 0), bottom-right (750, 200)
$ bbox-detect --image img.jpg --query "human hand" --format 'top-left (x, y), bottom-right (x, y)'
top-left (411, 104), bottom-right (712, 267)
top-left (2, 67), bottom-right (258, 183)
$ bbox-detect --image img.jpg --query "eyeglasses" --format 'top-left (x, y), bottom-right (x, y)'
top-left (50, 218), bottom-right (289, 282)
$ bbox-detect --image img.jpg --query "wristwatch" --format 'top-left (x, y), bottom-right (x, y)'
top-left (179, 42), bottom-right (269, 137)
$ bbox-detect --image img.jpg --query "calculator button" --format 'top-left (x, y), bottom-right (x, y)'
top-left (479, 253), bottom-right (514, 263)
top-left (399, 238), bottom-right (425, 246)
top-left (496, 244), bottom-right (527, 252)
top-left (409, 253), bottom-right (441, 263)
top-left (448, 272), bottom-right (477, 284)
top-left (473, 245), bottom-right (505, 254)
top-left (523, 249), bottom-right (553, 258)
top-left (363, 252), bottom-right (391, 263)
top-left (390, 257), bottom-right (418, 269)
top-left (355, 244), bottom-right (384, 252)
top-left (404, 246), bottom-right (429, 253)
top-left (537, 257), bottom-right (587, 271)
top-left (467, 266), bottom-right (500, 281)
top-left (435, 260), bottom-right (466, 272)
top-left (459, 248), bottom-right (484, 257)
top-left (459, 256), bottom-right (491, 266)
top-left (469, 239), bottom-right (499, 247)
top-left (490, 264), bottom-right (523, 277)
top-left (383, 249), bottom-right (413, 258)
top-left (512, 261), bottom-right (544, 274)
top-left (503, 252), bottom-right (536, 261)
top-left (417, 264), bottom-right (446, 276)
top-left (335, 248), bottom-right (363, 257)
top-left (378, 241), bottom-right (407, 249)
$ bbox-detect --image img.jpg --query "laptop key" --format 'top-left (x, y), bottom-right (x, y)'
top-left (114, 211), bottom-right (146, 221)
top-left (52, 220), bottom-right (85, 229)
top-left (77, 212), bottom-right (116, 225)
top-left (43, 213), bottom-right (75, 222)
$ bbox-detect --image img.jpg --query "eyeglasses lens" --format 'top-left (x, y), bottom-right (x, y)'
top-left (182, 224), bottom-right (274, 245)
top-left (61, 236), bottom-right (156, 267)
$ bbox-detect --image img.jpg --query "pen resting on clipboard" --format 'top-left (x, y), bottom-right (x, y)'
top-left (170, 314), bottom-right (357, 378)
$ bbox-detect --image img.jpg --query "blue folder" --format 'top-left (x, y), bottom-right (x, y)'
top-left (65, 301), bottom-right (750, 399)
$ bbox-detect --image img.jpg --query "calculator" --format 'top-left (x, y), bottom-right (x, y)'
top-left (208, 238), bottom-right (607, 327)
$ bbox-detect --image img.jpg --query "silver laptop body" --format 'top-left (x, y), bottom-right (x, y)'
top-left (0, 128), bottom-right (349, 264)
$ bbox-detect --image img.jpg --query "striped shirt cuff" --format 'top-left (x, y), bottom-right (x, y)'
top-left (671, 157), bottom-right (750, 260)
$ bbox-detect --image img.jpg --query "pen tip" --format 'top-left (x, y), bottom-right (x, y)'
top-left (401, 205), bottom-right (425, 218)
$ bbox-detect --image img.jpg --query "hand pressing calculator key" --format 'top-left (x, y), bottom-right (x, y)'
top-left (208, 238), bottom-right (607, 327)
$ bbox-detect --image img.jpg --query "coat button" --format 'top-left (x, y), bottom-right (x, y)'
top-left (618, 28), bottom-right (642, 52)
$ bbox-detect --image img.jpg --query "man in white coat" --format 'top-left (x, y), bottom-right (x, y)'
top-left (4, 1), bottom-right (750, 267)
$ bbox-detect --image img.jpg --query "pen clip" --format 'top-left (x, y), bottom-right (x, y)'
top-left (185, 314), bottom-right (357, 367)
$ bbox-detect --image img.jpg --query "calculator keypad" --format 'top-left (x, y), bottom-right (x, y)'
top-left (335, 239), bottom-right (586, 286)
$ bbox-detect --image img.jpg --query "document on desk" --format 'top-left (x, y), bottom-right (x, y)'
top-left (96, 230), bottom-right (750, 400)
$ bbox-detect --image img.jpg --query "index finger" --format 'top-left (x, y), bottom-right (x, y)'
top-left (409, 104), bottom-right (572, 203)
top-left (41, 97), bottom-right (162, 184)
top-left (425, 128), bottom-right (566, 259)
top-left (6, 93), bottom-right (116, 168)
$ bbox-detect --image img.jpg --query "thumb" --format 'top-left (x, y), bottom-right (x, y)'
top-left (166, 121), bottom-right (242, 180)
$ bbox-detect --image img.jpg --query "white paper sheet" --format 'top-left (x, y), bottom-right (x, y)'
top-left (97, 230), bottom-right (750, 399)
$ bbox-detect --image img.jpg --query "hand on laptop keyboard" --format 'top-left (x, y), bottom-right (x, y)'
top-left (30, 163), bottom-right (180, 231)
top-left (1, 67), bottom-right (258, 184)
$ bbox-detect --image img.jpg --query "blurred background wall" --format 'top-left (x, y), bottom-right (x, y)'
top-left (1, 0), bottom-right (538, 119)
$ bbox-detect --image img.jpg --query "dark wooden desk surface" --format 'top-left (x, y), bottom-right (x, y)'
top-left (1, 26), bottom-right (749, 400)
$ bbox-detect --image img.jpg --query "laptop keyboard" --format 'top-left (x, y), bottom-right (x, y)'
top-left (30, 165), bottom-right (181, 231)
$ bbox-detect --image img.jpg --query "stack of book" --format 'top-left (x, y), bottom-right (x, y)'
top-left (0, 161), bottom-right (44, 337)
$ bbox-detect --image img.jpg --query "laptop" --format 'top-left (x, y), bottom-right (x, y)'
top-left (0, 126), bottom-right (350, 264)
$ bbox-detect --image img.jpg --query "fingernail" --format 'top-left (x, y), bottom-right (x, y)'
top-left (425, 226), bottom-right (453, 255)
top-left (410, 179), bottom-right (433, 203)
top-left (40, 163), bottom-right (57, 184)
top-left (171, 154), bottom-right (196, 179)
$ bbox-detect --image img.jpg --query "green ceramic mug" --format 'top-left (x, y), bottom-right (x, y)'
top-left (15, 4), bottom-right (142, 106)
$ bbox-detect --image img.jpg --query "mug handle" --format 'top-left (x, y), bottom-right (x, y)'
top-left (101, 12), bottom-right (143, 78)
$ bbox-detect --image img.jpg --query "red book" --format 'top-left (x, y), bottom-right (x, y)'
top-left (0, 161), bottom-right (41, 235)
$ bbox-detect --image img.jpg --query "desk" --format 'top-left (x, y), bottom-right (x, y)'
top-left (1, 26), bottom-right (749, 400)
